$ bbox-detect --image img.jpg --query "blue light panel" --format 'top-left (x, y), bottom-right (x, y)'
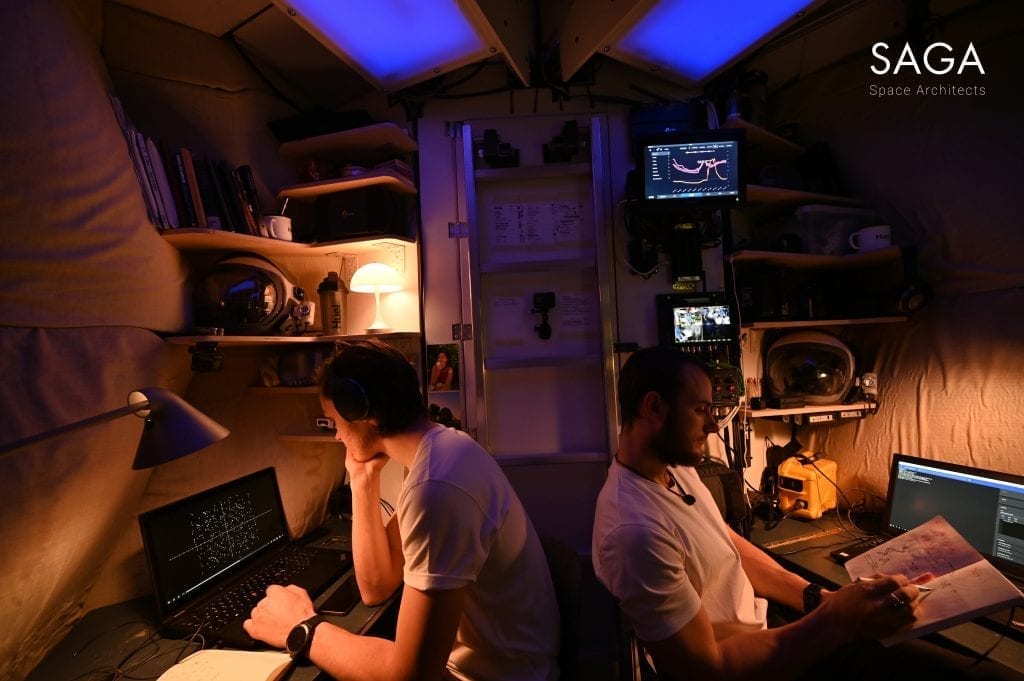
top-left (286, 1), bottom-right (487, 88)
top-left (616, 0), bottom-right (812, 83)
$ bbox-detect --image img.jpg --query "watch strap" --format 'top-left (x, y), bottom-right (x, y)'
top-left (288, 614), bottom-right (325, 659)
top-left (803, 583), bottom-right (824, 613)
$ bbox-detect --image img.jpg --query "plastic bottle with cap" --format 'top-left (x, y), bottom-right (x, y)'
top-left (317, 272), bottom-right (348, 336)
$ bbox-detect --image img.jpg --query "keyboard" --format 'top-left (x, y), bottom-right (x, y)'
top-left (179, 545), bottom-right (347, 632)
top-left (829, 535), bottom-right (888, 565)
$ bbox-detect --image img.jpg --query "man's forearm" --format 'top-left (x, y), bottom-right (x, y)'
top-left (350, 478), bottom-right (403, 603)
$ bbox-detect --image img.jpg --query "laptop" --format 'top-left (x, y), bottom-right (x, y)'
top-left (830, 453), bottom-right (1024, 588)
top-left (139, 467), bottom-right (352, 647)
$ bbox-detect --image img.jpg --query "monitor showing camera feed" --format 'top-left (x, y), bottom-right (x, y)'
top-left (640, 129), bottom-right (744, 209)
top-left (656, 293), bottom-right (736, 348)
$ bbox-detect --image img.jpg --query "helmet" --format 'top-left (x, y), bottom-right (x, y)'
top-left (193, 255), bottom-right (302, 335)
top-left (765, 331), bottom-right (855, 405)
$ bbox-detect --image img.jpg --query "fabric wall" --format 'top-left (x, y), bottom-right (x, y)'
top-left (0, 2), bottom-right (345, 679)
top-left (763, 1), bottom-right (1024, 499)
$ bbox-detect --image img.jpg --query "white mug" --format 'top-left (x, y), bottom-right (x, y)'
top-left (260, 215), bottom-right (293, 241)
top-left (848, 224), bottom-right (891, 251)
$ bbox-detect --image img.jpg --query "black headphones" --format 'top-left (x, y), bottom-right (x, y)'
top-left (333, 377), bottom-right (370, 422)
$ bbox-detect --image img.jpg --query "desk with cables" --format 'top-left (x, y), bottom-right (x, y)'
top-left (26, 517), bottom-right (399, 681)
top-left (750, 515), bottom-right (1024, 674)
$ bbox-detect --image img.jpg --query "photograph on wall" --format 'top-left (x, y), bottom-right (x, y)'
top-left (426, 343), bottom-right (461, 430)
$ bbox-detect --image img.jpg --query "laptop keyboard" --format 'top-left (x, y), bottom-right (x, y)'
top-left (179, 545), bottom-right (327, 631)
top-left (829, 535), bottom-right (887, 565)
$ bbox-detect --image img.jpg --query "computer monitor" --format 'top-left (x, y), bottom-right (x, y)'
top-left (656, 292), bottom-right (736, 349)
top-left (885, 453), bottom-right (1024, 584)
top-left (638, 128), bottom-right (745, 211)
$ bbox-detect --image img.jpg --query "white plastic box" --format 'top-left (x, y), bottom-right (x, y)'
top-left (794, 204), bottom-right (878, 255)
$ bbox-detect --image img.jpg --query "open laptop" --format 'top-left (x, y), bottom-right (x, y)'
top-left (830, 453), bottom-right (1024, 588)
top-left (139, 467), bottom-right (352, 648)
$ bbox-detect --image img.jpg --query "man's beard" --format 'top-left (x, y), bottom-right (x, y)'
top-left (650, 407), bottom-right (706, 468)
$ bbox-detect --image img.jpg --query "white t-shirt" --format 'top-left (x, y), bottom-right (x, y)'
top-left (398, 427), bottom-right (559, 681)
top-left (592, 461), bottom-right (767, 644)
top-left (377, 456), bottom-right (404, 525)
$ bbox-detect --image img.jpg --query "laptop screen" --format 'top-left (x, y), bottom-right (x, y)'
top-left (885, 453), bottom-right (1024, 583)
top-left (138, 467), bottom-right (290, 618)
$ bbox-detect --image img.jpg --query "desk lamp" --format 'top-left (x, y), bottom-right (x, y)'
top-left (349, 262), bottom-right (402, 334)
top-left (0, 387), bottom-right (230, 469)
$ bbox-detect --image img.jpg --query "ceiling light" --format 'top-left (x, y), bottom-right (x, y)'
top-left (561, 0), bottom-right (815, 86)
top-left (276, 0), bottom-right (531, 91)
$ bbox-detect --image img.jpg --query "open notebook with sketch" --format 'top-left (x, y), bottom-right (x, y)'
top-left (845, 515), bottom-right (1024, 646)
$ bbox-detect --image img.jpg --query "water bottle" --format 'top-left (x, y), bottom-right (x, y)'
top-left (317, 271), bottom-right (347, 336)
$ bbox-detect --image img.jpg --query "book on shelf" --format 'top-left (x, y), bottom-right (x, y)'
top-left (191, 156), bottom-right (227, 230)
top-left (158, 139), bottom-right (191, 227)
top-left (146, 137), bottom-right (180, 228)
top-left (845, 515), bottom-right (1024, 646)
top-left (178, 147), bottom-right (207, 228)
top-left (171, 149), bottom-right (199, 227)
top-left (129, 127), bottom-right (165, 229)
top-left (155, 648), bottom-right (292, 681)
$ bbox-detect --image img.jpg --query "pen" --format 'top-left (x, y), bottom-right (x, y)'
top-left (855, 576), bottom-right (933, 591)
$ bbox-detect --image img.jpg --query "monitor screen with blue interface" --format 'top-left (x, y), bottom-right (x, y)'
top-left (641, 130), bottom-right (743, 208)
top-left (886, 453), bottom-right (1024, 583)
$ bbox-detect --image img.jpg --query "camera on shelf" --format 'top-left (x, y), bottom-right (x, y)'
top-left (474, 128), bottom-right (519, 168)
top-left (531, 292), bottom-right (556, 340)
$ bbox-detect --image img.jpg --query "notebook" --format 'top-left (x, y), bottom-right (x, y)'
top-left (139, 467), bottom-right (352, 648)
top-left (830, 453), bottom-right (1024, 588)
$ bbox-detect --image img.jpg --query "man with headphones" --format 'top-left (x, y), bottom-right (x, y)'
top-left (244, 339), bottom-right (559, 681)
top-left (590, 347), bottom-right (966, 681)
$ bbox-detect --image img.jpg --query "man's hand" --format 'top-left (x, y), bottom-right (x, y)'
top-left (817, 573), bottom-right (925, 639)
top-left (243, 584), bottom-right (316, 648)
top-left (346, 451), bottom-right (391, 489)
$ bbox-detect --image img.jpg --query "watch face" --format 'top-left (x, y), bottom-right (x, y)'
top-left (286, 622), bottom-right (309, 655)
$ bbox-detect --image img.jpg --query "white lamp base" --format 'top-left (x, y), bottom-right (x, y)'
top-left (365, 291), bottom-right (391, 334)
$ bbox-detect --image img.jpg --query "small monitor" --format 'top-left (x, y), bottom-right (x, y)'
top-left (656, 292), bottom-right (736, 348)
top-left (639, 128), bottom-right (745, 210)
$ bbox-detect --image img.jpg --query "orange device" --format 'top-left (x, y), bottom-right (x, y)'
top-left (777, 454), bottom-right (838, 519)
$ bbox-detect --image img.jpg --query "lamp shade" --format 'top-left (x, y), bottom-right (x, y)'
top-left (349, 262), bottom-right (402, 333)
top-left (0, 386), bottom-right (230, 469)
top-left (129, 387), bottom-right (231, 469)
top-left (349, 262), bottom-right (403, 294)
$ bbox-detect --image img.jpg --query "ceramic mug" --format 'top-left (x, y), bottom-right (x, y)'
top-left (848, 224), bottom-right (891, 251)
top-left (260, 215), bottom-right (293, 241)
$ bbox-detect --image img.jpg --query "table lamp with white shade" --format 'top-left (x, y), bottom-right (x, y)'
top-left (349, 262), bottom-right (403, 333)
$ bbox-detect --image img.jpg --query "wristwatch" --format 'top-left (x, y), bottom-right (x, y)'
top-left (802, 583), bottom-right (825, 613)
top-left (286, 614), bottom-right (326, 659)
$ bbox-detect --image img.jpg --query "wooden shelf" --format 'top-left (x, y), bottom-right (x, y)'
top-left (279, 122), bottom-right (417, 162)
top-left (163, 229), bottom-right (414, 256)
top-left (743, 402), bottom-right (875, 422)
top-left (746, 184), bottom-right (863, 207)
top-left (277, 434), bottom-right (338, 443)
top-left (729, 246), bottom-right (903, 268)
top-left (277, 169), bottom-right (416, 200)
top-left (249, 386), bottom-right (319, 395)
top-left (745, 317), bottom-right (905, 329)
top-left (165, 331), bottom-right (420, 346)
top-left (723, 115), bottom-right (804, 157)
top-left (474, 162), bottom-right (592, 182)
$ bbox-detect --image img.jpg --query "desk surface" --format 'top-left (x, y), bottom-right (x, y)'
top-left (27, 516), bottom-right (397, 681)
top-left (750, 514), bottom-right (1024, 674)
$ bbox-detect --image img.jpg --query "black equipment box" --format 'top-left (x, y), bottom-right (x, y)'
top-left (315, 187), bottom-right (415, 241)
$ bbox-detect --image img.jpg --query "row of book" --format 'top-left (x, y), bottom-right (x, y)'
top-left (109, 96), bottom-right (266, 234)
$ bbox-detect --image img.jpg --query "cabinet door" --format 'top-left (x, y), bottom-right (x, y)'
top-left (461, 115), bottom-right (617, 460)
top-left (460, 114), bottom-right (617, 550)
